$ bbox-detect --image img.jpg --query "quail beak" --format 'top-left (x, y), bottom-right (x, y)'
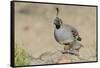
top-left (54, 22), bottom-right (60, 26)
top-left (54, 22), bottom-right (59, 26)
top-left (53, 22), bottom-right (56, 25)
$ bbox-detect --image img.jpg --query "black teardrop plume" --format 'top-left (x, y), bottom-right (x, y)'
top-left (56, 8), bottom-right (59, 17)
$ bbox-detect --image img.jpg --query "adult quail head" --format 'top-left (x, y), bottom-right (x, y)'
top-left (53, 8), bottom-right (83, 56)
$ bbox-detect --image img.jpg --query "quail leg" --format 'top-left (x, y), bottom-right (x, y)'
top-left (62, 44), bottom-right (73, 54)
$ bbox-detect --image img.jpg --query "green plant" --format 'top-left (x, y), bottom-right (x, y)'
top-left (15, 44), bottom-right (32, 66)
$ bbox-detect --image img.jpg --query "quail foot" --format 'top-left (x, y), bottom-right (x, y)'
top-left (53, 8), bottom-right (83, 56)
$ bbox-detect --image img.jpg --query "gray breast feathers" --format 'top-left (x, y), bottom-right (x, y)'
top-left (54, 24), bottom-right (81, 45)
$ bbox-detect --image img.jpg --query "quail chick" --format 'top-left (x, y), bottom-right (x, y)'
top-left (63, 41), bottom-right (83, 56)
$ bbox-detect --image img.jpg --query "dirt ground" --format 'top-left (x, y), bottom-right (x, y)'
top-left (14, 2), bottom-right (97, 65)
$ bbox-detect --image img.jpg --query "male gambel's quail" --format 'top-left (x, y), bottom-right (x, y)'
top-left (54, 8), bottom-right (83, 56)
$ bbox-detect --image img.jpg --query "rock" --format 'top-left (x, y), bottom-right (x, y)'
top-left (58, 54), bottom-right (72, 63)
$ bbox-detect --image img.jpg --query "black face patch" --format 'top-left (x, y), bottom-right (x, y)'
top-left (55, 24), bottom-right (61, 29)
